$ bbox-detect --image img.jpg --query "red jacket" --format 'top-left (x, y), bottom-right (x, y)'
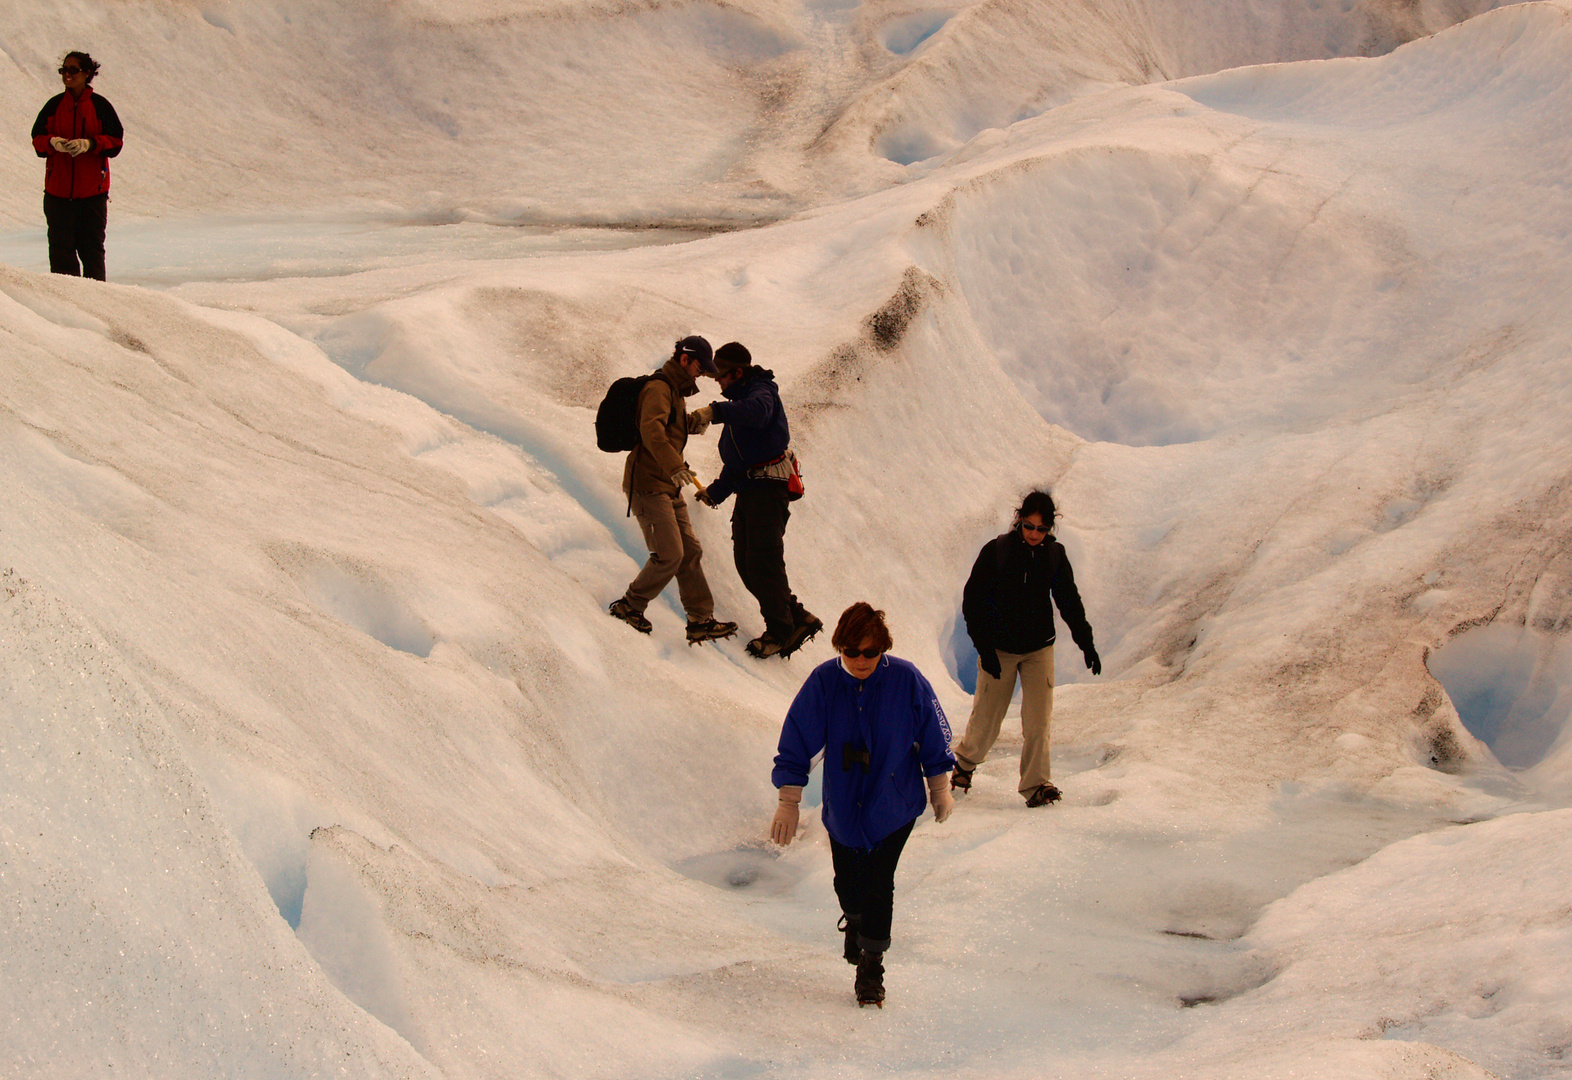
top-left (32, 88), bottom-right (124, 199)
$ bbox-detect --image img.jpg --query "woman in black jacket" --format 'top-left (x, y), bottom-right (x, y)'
top-left (952, 490), bottom-right (1099, 806)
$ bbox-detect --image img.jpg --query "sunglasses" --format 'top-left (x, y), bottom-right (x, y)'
top-left (841, 647), bottom-right (882, 659)
top-left (1020, 522), bottom-right (1049, 534)
top-left (59, 66), bottom-right (84, 75)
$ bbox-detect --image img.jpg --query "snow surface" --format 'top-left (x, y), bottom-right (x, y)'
top-left (4, 1), bottom-right (1572, 1078)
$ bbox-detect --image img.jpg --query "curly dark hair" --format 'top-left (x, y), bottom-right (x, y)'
top-left (830, 602), bottom-right (893, 654)
top-left (63, 51), bottom-right (100, 83)
top-left (1014, 489), bottom-right (1058, 529)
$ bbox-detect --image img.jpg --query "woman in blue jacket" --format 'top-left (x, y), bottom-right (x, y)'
top-left (770, 602), bottom-right (955, 1007)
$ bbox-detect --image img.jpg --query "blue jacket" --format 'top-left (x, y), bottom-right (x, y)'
top-left (705, 368), bottom-right (789, 505)
top-left (773, 655), bottom-right (955, 849)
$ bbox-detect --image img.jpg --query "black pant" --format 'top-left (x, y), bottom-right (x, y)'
top-left (830, 818), bottom-right (915, 953)
top-left (731, 483), bottom-right (804, 638)
top-left (44, 193), bottom-right (108, 280)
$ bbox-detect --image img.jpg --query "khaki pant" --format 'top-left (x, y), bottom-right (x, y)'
top-left (624, 489), bottom-right (713, 621)
top-left (953, 646), bottom-right (1054, 794)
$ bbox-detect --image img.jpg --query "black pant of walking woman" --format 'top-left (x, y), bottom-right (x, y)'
top-left (770, 602), bottom-right (956, 1006)
top-left (832, 820), bottom-right (915, 1003)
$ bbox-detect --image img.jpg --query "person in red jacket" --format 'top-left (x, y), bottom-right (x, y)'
top-left (31, 51), bottom-right (124, 280)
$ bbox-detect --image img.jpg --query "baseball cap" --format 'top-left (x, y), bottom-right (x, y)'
top-left (675, 335), bottom-right (717, 374)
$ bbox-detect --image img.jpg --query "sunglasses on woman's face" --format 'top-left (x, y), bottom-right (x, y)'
top-left (59, 66), bottom-right (84, 75)
top-left (1020, 522), bottom-right (1049, 534)
top-left (841, 647), bottom-right (882, 659)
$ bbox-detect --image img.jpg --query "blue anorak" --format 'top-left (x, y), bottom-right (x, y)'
top-left (773, 655), bottom-right (955, 849)
top-left (704, 367), bottom-right (789, 505)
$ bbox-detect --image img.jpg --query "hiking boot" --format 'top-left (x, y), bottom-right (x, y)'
top-left (608, 598), bottom-right (651, 634)
top-left (951, 765), bottom-right (973, 793)
top-left (837, 914), bottom-right (862, 965)
top-left (746, 632), bottom-right (785, 658)
top-left (778, 613), bottom-right (823, 657)
top-left (685, 617), bottom-right (738, 644)
top-left (1025, 782), bottom-right (1062, 807)
top-left (854, 950), bottom-right (885, 1008)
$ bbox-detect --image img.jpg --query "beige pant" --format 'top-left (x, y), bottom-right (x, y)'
top-left (624, 488), bottom-right (713, 621)
top-left (953, 646), bottom-right (1054, 794)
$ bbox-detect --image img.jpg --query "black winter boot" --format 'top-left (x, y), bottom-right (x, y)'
top-left (780, 613), bottom-right (823, 657)
top-left (854, 950), bottom-right (886, 1007)
top-left (837, 914), bottom-right (862, 964)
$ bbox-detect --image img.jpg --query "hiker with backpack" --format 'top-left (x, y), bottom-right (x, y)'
top-left (769, 602), bottom-right (955, 1007)
top-left (691, 342), bottom-right (820, 659)
top-left (603, 336), bottom-right (737, 644)
top-left (951, 490), bottom-right (1099, 807)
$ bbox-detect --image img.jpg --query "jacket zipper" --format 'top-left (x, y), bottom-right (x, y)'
top-left (64, 95), bottom-right (80, 200)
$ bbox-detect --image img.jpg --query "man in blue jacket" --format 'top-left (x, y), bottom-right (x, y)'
top-left (694, 342), bottom-right (819, 658)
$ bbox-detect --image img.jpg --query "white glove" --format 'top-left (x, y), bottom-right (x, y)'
top-left (688, 405), bottom-right (712, 434)
top-left (928, 773), bottom-right (954, 824)
top-left (50, 137), bottom-right (71, 153)
top-left (66, 138), bottom-right (93, 156)
top-left (672, 468), bottom-right (698, 489)
top-left (770, 786), bottom-right (803, 846)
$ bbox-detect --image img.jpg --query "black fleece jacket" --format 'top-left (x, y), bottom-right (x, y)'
top-left (962, 530), bottom-right (1095, 657)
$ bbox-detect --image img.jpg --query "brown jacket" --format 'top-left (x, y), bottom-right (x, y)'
top-left (623, 358), bottom-right (699, 497)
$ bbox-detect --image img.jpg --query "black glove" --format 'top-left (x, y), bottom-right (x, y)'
top-left (1083, 646), bottom-right (1101, 676)
top-left (977, 646), bottom-right (1001, 681)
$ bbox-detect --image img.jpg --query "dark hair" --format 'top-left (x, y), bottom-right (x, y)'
top-left (63, 51), bottom-right (100, 83)
top-left (1015, 489), bottom-right (1058, 528)
top-left (713, 341), bottom-right (752, 376)
top-left (831, 602), bottom-right (893, 653)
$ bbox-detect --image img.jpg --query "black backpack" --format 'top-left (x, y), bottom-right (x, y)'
top-left (595, 372), bottom-right (673, 452)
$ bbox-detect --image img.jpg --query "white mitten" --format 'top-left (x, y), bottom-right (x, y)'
top-left (66, 138), bottom-right (93, 156)
top-left (770, 786), bottom-right (803, 846)
top-left (50, 137), bottom-right (71, 153)
top-left (927, 773), bottom-right (955, 823)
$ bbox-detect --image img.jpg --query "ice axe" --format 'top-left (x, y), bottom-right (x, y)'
top-left (676, 469), bottom-right (713, 506)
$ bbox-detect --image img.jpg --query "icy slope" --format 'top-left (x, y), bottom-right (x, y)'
top-left (3, 3), bottom-right (1572, 1080)
top-left (1205, 809), bottom-right (1572, 1079)
top-left (903, 0), bottom-right (1572, 800)
top-left (0, 0), bottom-right (1508, 227)
top-left (2, 573), bottom-right (442, 1079)
top-left (0, 264), bottom-right (793, 1076)
top-left (807, 0), bottom-right (1508, 183)
top-left (180, 0), bottom-right (1572, 802)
